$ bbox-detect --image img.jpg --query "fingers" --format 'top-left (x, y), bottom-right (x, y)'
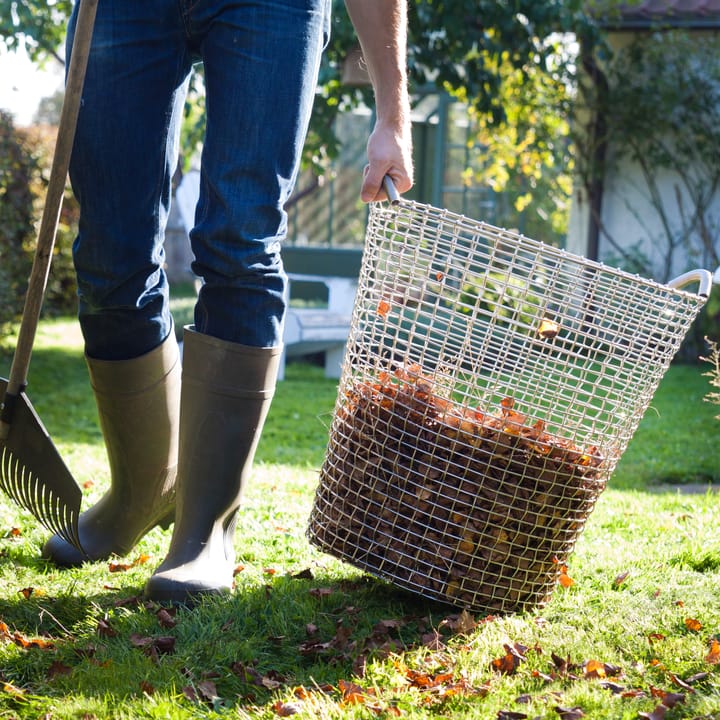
top-left (360, 164), bottom-right (413, 203)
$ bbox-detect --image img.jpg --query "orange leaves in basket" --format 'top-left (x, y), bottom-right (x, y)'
top-left (312, 361), bottom-right (606, 613)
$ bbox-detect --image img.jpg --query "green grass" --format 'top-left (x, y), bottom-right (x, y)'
top-left (2, 317), bottom-right (720, 719)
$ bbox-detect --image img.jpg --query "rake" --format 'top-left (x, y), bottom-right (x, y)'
top-left (0, 0), bottom-right (98, 552)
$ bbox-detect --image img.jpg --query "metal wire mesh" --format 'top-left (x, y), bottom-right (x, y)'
top-left (307, 198), bottom-right (709, 614)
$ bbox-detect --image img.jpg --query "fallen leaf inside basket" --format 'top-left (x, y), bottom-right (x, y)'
top-left (311, 363), bottom-right (606, 614)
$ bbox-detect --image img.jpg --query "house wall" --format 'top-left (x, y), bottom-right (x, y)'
top-left (566, 28), bottom-right (720, 283)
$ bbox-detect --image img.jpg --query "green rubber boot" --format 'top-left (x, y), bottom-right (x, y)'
top-left (42, 332), bottom-right (181, 566)
top-left (144, 327), bottom-right (281, 604)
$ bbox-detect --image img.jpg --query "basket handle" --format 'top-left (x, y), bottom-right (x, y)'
top-left (668, 269), bottom-right (713, 298)
top-left (382, 175), bottom-right (401, 205)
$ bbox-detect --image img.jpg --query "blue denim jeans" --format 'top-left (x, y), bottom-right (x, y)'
top-left (67, 0), bottom-right (331, 360)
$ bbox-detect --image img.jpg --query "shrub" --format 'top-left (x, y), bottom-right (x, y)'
top-left (0, 111), bottom-right (36, 336)
top-left (0, 112), bottom-right (78, 340)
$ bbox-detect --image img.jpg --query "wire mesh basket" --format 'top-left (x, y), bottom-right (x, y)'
top-left (307, 189), bottom-right (712, 614)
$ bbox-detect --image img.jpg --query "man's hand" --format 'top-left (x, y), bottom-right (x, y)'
top-left (361, 120), bottom-right (414, 203)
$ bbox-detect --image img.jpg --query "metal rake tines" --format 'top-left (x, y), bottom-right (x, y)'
top-left (0, 442), bottom-right (82, 552)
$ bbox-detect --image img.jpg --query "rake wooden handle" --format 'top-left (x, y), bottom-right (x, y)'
top-left (3, 0), bottom-right (98, 406)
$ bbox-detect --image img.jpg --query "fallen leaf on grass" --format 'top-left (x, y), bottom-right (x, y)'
top-left (583, 659), bottom-right (606, 678)
top-left (491, 643), bottom-right (527, 675)
top-left (668, 673), bottom-right (694, 692)
top-left (583, 659), bottom-right (621, 679)
top-left (613, 570), bottom-right (630, 586)
top-left (230, 660), bottom-right (286, 691)
top-left (47, 660), bottom-right (73, 679)
top-left (339, 678), bottom-right (372, 705)
top-left (705, 638), bottom-right (720, 664)
top-left (96, 619), bottom-right (118, 638)
top-left (639, 705), bottom-right (667, 720)
top-left (1, 620), bottom-right (55, 649)
top-left (197, 680), bottom-right (220, 703)
top-left (308, 587), bottom-right (333, 597)
top-left (598, 681), bottom-right (626, 694)
top-left (18, 586), bottom-right (46, 599)
top-left (156, 607), bottom-right (177, 629)
top-left (439, 610), bottom-right (479, 635)
top-left (292, 567), bottom-right (314, 580)
top-left (273, 699), bottom-right (303, 716)
top-left (108, 553), bottom-right (150, 573)
top-left (684, 617), bottom-right (703, 632)
top-left (555, 706), bottom-right (585, 719)
top-left (129, 633), bottom-right (176, 659)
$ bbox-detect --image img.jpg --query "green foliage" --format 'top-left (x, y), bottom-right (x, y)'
top-left (600, 31), bottom-right (720, 279)
top-left (1, 0), bottom-right (606, 229)
top-left (0, 115), bottom-right (79, 336)
top-left (0, 0), bottom-right (73, 65)
top-left (0, 110), bottom-right (36, 336)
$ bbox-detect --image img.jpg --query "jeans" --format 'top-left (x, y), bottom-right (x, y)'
top-left (67, 0), bottom-right (331, 360)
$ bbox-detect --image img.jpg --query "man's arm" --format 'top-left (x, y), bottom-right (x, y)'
top-left (345, 0), bottom-right (414, 202)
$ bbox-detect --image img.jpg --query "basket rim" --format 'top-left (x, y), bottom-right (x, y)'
top-left (373, 197), bottom-right (711, 302)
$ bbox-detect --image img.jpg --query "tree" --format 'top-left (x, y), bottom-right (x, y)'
top-left (33, 88), bottom-right (64, 125)
top-left (0, 0), bottom-right (72, 65)
top-left (0, 112), bottom-right (79, 334)
top-left (0, 110), bottom-right (36, 334)
top-left (2, 2), bottom-right (598, 167)
top-left (595, 31), bottom-right (720, 281)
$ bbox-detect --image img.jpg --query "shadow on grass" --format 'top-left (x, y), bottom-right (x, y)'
top-left (0, 553), bottom-right (453, 715)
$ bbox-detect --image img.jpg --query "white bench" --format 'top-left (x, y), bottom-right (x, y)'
top-left (278, 248), bottom-right (363, 380)
top-left (279, 273), bottom-right (357, 380)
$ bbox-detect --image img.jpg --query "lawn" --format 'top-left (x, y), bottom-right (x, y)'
top-left (1, 317), bottom-right (720, 719)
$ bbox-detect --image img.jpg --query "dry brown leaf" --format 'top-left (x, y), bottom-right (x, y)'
top-left (156, 608), bottom-right (177, 629)
top-left (613, 570), bottom-right (630, 586)
top-left (684, 617), bottom-right (702, 632)
top-left (440, 610), bottom-right (478, 635)
top-left (273, 699), bottom-right (303, 716)
top-left (555, 706), bottom-right (585, 719)
top-left (558, 566), bottom-right (574, 588)
top-left (668, 673), bottom-right (694, 692)
top-left (339, 678), bottom-right (369, 705)
top-left (308, 587), bottom-right (333, 597)
top-left (705, 638), bottom-right (720, 664)
top-left (638, 704), bottom-right (667, 720)
top-left (197, 679), bottom-right (219, 702)
top-left (491, 643), bottom-right (526, 675)
top-left (47, 660), bottom-right (73, 679)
